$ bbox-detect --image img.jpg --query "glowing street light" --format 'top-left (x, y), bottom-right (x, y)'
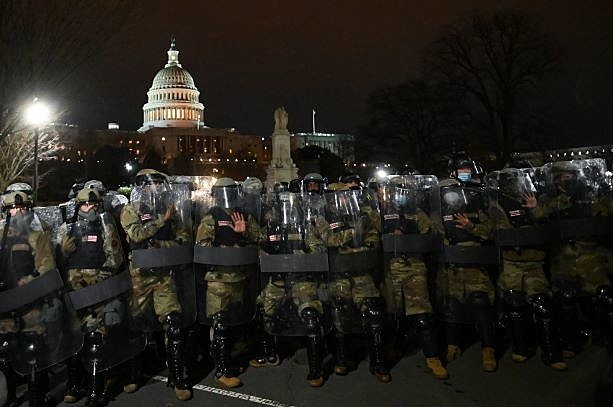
top-left (125, 163), bottom-right (134, 172)
top-left (25, 98), bottom-right (51, 202)
top-left (376, 169), bottom-right (388, 179)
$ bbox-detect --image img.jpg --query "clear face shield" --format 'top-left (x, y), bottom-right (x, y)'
top-left (212, 186), bottom-right (240, 209)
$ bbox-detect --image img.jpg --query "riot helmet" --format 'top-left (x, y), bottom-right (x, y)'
top-left (448, 151), bottom-right (479, 184)
top-left (242, 177), bottom-right (263, 195)
top-left (339, 173), bottom-right (362, 190)
top-left (5, 182), bottom-right (33, 196)
top-left (1, 191), bottom-right (33, 213)
top-left (76, 188), bottom-right (102, 221)
top-left (550, 161), bottom-right (578, 193)
top-left (83, 179), bottom-right (107, 194)
top-left (212, 177), bottom-right (239, 209)
top-left (303, 173), bottom-right (326, 195)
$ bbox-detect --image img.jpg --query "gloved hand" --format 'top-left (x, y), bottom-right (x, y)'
top-left (61, 236), bottom-right (77, 254)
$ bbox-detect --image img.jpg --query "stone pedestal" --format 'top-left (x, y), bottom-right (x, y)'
top-left (265, 108), bottom-right (298, 191)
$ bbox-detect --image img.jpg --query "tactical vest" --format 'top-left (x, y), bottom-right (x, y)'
top-left (498, 196), bottom-right (532, 228)
top-left (134, 205), bottom-right (175, 248)
top-left (67, 220), bottom-right (106, 269)
top-left (5, 234), bottom-right (36, 284)
top-left (211, 207), bottom-right (244, 246)
top-left (265, 222), bottom-right (304, 254)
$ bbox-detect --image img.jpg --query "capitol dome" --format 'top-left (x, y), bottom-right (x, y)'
top-left (139, 38), bottom-right (205, 132)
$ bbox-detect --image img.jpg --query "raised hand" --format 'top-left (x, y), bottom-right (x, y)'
top-left (522, 192), bottom-right (537, 209)
top-left (230, 211), bottom-right (246, 233)
top-left (453, 213), bottom-right (472, 229)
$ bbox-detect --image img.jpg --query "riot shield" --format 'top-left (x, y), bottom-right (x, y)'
top-left (193, 180), bottom-right (260, 325)
top-left (323, 188), bottom-right (381, 333)
top-left (0, 213), bottom-right (83, 376)
top-left (128, 181), bottom-right (196, 328)
top-left (32, 205), bottom-right (65, 244)
top-left (487, 168), bottom-right (556, 247)
top-left (542, 159), bottom-right (611, 239)
top-left (58, 212), bottom-right (146, 372)
top-left (259, 192), bottom-right (332, 336)
top-left (379, 176), bottom-right (442, 316)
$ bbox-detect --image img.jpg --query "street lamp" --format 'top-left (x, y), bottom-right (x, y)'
top-left (25, 99), bottom-right (51, 203)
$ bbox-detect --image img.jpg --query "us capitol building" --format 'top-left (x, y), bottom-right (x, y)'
top-left (53, 39), bottom-right (354, 179)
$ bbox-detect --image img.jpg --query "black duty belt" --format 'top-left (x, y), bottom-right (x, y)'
top-left (131, 245), bottom-right (193, 269)
top-left (495, 225), bottom-right (556, 247)
top-left (67, 271), bottom-right (132, 310)
top-left (382, 234), bottom-right (442, 254)
top-left (444, 246), bottom-right (499, 265)
top-left (259, 251), bottom-right (329, 273)
top-left (194, 245), bottom-right (259, 266)
top-left (0, 269), bottom-right (64, 314)
top-left (328, 249), bottom-right (379, 274)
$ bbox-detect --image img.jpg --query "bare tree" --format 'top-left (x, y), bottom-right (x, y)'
top-left (424, 10), bottom-right (559, 166)
top-left (0, 128), bottom-right (59, 192)
top-left (359, 79), bottom-right (463, 173)
top-left (0, 0), bottom-right (138, 140)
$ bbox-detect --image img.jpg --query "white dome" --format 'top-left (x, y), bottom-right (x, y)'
top-left (139, 38), bottom-right (205, 132)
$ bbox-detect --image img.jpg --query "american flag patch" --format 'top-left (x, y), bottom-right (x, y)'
top-left (83, 235), bottom-right (98, 242)
top-left (509, 210), bottom-right (523, 217)
top-left (384, 214), bottom-right (400, 220)
top-left (140, 214), bottom-right (153, 221)
top-left (330, 222), bottom-right (343, 230)
top-left (443, 215), bottom-right (454, 221)
top-left (268, 234), bottom-right (281, 241)
top-left (218, 221), bottom-right (232, 227)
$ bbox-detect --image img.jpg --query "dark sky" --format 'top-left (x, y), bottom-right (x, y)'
top-left (65, 0), bottom-right (613, 146)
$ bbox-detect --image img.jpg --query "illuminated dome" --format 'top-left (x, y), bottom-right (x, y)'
top-left (139, 38), bottom-right (205, 132)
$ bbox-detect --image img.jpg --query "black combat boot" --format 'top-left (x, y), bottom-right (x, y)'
top-left (363, 298), bottom-right (391, 383)
top-left (503, 291), bottom-right (533, 363)
top-left (82, 332), bottom-right (110, 407)
top-left (333, 329), bottom-right (354, 375)
top-left (531, 294), bottom-right (567, 371)
top-left (249, 304), bottom-right (280, 368)
top-left (211, 316), bottom-right (242, 388)
top-left (1, 333), bottom-right (18, 406)
top-left (63, 353), bottom-right (86, 403)
top-left (593, 285), bottom-right (613, 348)
top-left (23, 333), bottom-right (49, 407)
top-left (555, 290), bottom-right (582, 358)
top-left (165, 313), bottom-right (192, 400)
top-left (122, 355), bottom-right (142, 393)
top-left (301, 307), bottom-right (324, 387)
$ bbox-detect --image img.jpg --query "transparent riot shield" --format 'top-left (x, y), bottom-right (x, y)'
top-left (58, 212), bottom-right (146, 372)
top-left (487, 168), bottom-right (556, 247)
top-left (128, 181), bottom-right (196, 329)
top-left (438, 183), bottom-right (499, 323)
top-left (541, 159), bottom-right (612, 295)
top-left (0, 214), bottom-right (83, 376)
top-left (379, 176), bottom-right (443, 317)
top-left (32, 205), bottom-right (65, 244)
top-left (323, 188), bottom-right (381, 333)
top-left (542, 159), bottom-right (611, 240)
top-left (259, 192), bottom-right (332, 336)
top-left (193, 180), bottom-right (260, 325)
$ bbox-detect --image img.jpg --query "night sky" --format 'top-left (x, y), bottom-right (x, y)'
top-left (64, 0), bottom-right (613, 147)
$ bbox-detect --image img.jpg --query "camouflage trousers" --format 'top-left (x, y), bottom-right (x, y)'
top-left (497, 260), bottom-right (550, 298)
top-left (129, 264), bottom-right (181, 324)
top-left (330, 272), bottom-right (381, 312)
top-left (446, 265), bottom-right (495, 303)
top-left (549, 241), bottom-right (611, 295)
top-left (204, 265), bottom-right (257, 318)
top-left (257, 275), bottom-right (324, 318)
top-left (382, 256), bottom-right (432, 316)
top-left (0, 306), bottom-right (44, 335)
top-left (67, 268), bottom-right (126, 334)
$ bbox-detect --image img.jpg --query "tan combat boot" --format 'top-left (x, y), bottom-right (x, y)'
top-left (446, 345), bottom-right (461, 363)
top-left (562, 349), bottom-right (576, 359)
top-left (215, 374), bottom-right (242, 388)
top-left (550, 361), bottom-right (568, 371)
top-left (426, 357), bottom-right (449, 380)
top-left (174, 388), bottom-right (193, 401)
top-left (123, 383), bottom-right (138, 393)
top-left (308, 376), bottom-right (324, 388)
top-left (511, 353), bottom-right (528, 363)
top-left (482, 347), bottom-right (497, 372)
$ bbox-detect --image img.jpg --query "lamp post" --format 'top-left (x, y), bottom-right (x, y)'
top-left (25, 99), bottom-right (50, 203)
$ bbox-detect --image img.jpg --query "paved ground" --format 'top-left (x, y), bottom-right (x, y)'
top-left (22, 339), bottom-right (610, 407)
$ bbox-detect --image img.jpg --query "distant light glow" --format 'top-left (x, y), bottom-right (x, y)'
top-left (376, 169), bottom-right (387, 179)
top-left (25, 99), bottom-right (51, 126)
top-left (125, 163), bottom-right (133, 172)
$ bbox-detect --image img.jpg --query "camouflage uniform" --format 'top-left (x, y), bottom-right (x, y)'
top-left (195, 208), bottom-right (261, 318)
top-left (120, 203), bottom-right (190, 325)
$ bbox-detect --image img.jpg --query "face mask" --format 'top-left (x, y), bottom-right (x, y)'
top-left (78, 209), bottom-right (98, 222)
top-left (457, 173), bottom-right (471, 182)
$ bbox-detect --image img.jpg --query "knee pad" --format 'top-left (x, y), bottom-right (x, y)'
top-left (530, 293), bottom-right (553, 320)
top-left (300, 307), bottom-right (321, 335)
top-left (503, 290), bottom-right (529, 308)
top-left (468, 291), bottom-right (492, 311)
top-left (362, 297), bottom-right (385, 324)
top-left (594, 285), bottom-right (613, 308)
top-left (440, 296), bottom-right (470, 323)
top-left (166, 311), bottom-right (183, 340)
top-left (85, 331), bottom-right (104, 359)
top-left (415, 313), bottom-right (435, 332)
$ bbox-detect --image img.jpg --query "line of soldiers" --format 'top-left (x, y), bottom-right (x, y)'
top-left (0, 151), bottom-right (612, 406)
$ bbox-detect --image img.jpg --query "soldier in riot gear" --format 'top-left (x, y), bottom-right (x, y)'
top-left (379, 175), bottom-right (449, 380)
top-left (120, 169), bottom-right (193, 401)
top-left (58, 188), bottom-right (141, 405)
top-left (532, 159), bottom-right (613, 356)
top-left (339, 173), bottom-right (362, 189)
top-left (195, 177), bottom-right (261, 388)
top-left (252, 179), bottom-right (330, 388)
top-left (324, 182), bottom-right (391, 383)
top-left (487, 168), bottom-right (567, 371)
top-left (439, 152), bottom-right (498, 372)
top-left (0, 191), bottom-right (82, 406)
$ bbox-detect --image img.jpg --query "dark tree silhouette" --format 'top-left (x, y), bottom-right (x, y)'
top-left (292, 145), bottom-right (345, 181)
